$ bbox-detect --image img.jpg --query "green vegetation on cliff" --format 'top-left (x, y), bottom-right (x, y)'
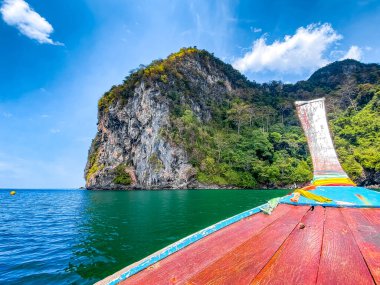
top-left (113, 164), bottom-right (132, 185)
top-left (162, 108), bottom-right (312, 188)
top-left (333, 84), bottom-right (380, 182)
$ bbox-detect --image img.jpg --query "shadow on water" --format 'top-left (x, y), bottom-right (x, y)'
top-left (66, 189), bottom-right (290, 284)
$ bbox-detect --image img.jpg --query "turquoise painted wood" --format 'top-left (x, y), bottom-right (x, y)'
top-left (280, 186), bottom-right (380, 208)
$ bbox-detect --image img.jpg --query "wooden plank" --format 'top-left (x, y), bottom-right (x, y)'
top-left (251, 206), bottom-right (325, 285)
top-left (186, 206), bottom-right (310, 285)
top-left (341, 208), bottom-right (380, 283)
top-left (316, 207), bottom-right (374, 285)
top-left (360, 208), bottom-right (380, 226)
top-left (120, 204), bottom-right (294, 285)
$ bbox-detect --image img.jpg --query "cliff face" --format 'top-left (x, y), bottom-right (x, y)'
top-left (85, 48), bottom-right (380, 190)
top-left (85, 83), bottom-right (192, 189)
top-left (85, 48), bottom-right (249, 189)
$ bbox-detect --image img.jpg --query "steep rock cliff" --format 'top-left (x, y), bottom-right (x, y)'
top-left (85, 48), bottom-right (252, 189)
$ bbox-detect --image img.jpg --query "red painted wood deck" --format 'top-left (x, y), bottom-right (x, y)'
top-left (118, 205), bottom-right (380, 285)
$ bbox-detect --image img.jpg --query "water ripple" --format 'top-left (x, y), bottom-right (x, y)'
top-left (0, 189), bottom-right (290, 284)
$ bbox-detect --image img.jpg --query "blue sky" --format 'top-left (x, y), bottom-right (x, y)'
top-left (0, 0), bottom-right (379, 188)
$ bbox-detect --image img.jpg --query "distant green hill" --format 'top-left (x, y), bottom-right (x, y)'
top-left (85, 48), bottom-right (380, 189)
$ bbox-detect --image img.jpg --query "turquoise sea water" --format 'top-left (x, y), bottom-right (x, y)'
top-left (0, 189), bottom-right (290, 284)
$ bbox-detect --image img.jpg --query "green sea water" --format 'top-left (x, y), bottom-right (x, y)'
top-left (0, 189), bottom-right (290, 284)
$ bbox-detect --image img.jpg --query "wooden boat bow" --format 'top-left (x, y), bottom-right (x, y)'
top-left (97, 98), bottom-right (380, 285)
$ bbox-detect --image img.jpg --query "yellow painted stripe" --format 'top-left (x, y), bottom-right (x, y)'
top-left (312, 177), bottom-right (356, 186)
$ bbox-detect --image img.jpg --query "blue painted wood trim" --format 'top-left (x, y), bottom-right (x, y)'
top-left (106, 204), bottom-right (264, 285)
top-left (279, 186), bottom-right (380, 208)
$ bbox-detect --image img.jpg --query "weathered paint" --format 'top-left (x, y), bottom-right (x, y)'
top-left (341, 208), bottom-right (380, 283)
top-left (186, 206), bottom-right (309, 285)
top-left (316, 208), bottom-right (374, 285)
top-left (251, 206), bottom-right (325, 284)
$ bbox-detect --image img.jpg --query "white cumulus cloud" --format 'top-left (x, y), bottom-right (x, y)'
top-left (340, 45), bottom-right (362, 61)
top-left (233, 23), bottom-right (349, 74)
top-left (0, 0), bottom-right (62, 45)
